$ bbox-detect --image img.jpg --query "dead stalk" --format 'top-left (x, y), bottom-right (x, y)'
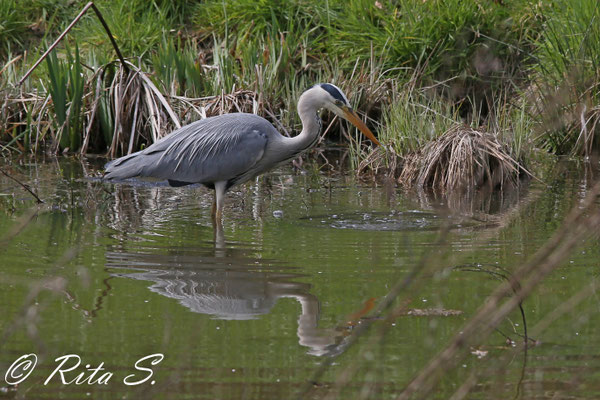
top-left (18, 2), bottom-right (128, 86)
top-left (0, 167), bottom-right (43, 203)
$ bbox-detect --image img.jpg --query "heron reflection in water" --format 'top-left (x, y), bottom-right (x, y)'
top-left (107, 247), bottom-right (346, 356)
top-left (104, 83), bottom-right (379, 221)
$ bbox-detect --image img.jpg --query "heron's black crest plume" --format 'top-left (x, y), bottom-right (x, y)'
top-left (320, 83), bottom-right (348, 104)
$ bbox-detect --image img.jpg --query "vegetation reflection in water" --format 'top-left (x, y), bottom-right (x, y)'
top-left (0, 157), bottom-right (599, 399)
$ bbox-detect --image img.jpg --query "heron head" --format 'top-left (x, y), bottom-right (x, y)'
top-left (318, 83), bottom-right (381, 146)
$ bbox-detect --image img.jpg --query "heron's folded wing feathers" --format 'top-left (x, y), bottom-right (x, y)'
top-left (104, 114), bottom-right (272, 185)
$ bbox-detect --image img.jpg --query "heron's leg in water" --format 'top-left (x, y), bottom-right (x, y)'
top-left (212, 181), bottom-right (227, 221)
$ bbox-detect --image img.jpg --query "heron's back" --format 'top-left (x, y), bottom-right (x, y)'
top-left (104, 113), bottom-right (276, 186)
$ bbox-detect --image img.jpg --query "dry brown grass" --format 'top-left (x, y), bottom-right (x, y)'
top-left (87, 61), bottom-right (182, 158)
top-left (356, 145), bottom-right (400, 180)
top-left (95, 66), bottom-right (267, 158)
top-left (168, 89), bottom-right (260, 120)
top-left (398, 124), bottom-right (525, 193)
top-left (574, 105), bottom-right (600, 157)
top-left (2, 58), bottom-right (263, 157)
top-left (0, 83), bottom-right (51, 154)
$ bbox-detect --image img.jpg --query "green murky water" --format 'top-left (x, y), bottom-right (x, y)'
top-left (0, 156), bottom-right (599, 399)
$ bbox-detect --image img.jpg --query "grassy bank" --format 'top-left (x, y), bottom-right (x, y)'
top-left (0, 0), bottom-right (598, 187)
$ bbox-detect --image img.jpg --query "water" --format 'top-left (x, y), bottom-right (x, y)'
top-left (0, 157), bottom-right (598, 399)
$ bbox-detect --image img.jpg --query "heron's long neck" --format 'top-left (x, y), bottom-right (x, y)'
top-left (281, 91), bottom-right (322, 158)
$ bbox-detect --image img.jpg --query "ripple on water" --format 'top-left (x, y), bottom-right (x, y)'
top-left (301, 210), bottom-right (482, 232)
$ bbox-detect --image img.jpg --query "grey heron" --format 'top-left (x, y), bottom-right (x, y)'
top-left (103, 83), bottom-right (380, 220)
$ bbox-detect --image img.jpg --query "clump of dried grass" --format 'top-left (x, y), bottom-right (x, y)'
top-left (87, 61), bottom-right (182, 158)
top-left (0, 90), bottom-right (47, 154)
top-left (356, 145), bottom-right (400, 180)
top-left (170, 89), bottom-right (259, 119)
top-left (398, 125), bottom-right (524, 192)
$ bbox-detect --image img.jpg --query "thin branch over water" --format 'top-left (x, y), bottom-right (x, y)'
top-left (18, 1), bottom-right (128, 86)
top-left (0, 167), bottom-right (43, 203)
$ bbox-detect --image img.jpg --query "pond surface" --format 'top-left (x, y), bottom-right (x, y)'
top-left (0, 156), bottom-right (599, 399)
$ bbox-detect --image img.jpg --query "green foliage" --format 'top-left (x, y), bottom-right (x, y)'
top-left (1, 0), bottom-right (598, 162)
top-left (380, 89), bottom-right (456, 157)
top-left (194, 0), bottom-right (324, 44)
top-left (76, 0), bottom-right (191, 58)
top-left (493, 96), bottom-right (534, 162)
top-left (0, 0), bottom-right (89, 58)
top-left (533, 0), bottom-right (600, 155)
top-left (152, 37), bottom-right (205, 97)
top-left (96, 80), bottom-right (115, 147)
top-left (45, 50), bottom-right (68, 134)
top-left (45, 42), bottom-right (85, 151)
top-left (0, 0), bottom-right (27, 58)
top-left (536, 0), bottom-right (600, 87)
top-left (193, 0), bottom-right (535, 95)
top-left (192, 0), bottom-right (326, 102)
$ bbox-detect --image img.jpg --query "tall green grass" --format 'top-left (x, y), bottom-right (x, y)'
top-left (534, 0), bottom-right (600, 155)
top-left (0, 0), bottom-right (597, 164)
top-left (45, 43), bottom-right (85, 151)
top-left (193, 0), bottom-right (537, 99)
top-left (379, 89), bottom-right (456, 157)
top-left (0, 0), bottom-right (89, 58)
top-left (152, 37), bottom-right (205, 97)
top-left (75, 0), bottom-right (194, 58)
top-left (0, 0), bottom-right (26, 58)
top-left (536, 0), bottom-right (600, 87)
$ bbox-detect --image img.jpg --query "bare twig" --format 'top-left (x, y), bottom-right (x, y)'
top-left (0, 167), bottom-right (43, 203)
top-left (18, 1), bottom-right (128, 86)
top-left (133, 61), bottom-right (181, 129)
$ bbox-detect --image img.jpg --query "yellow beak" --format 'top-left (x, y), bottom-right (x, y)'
top-left (341, 106), bottom-right (381, 146)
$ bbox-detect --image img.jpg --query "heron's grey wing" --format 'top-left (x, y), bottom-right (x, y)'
top-left (104, 114), bottom-right (272, 186)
